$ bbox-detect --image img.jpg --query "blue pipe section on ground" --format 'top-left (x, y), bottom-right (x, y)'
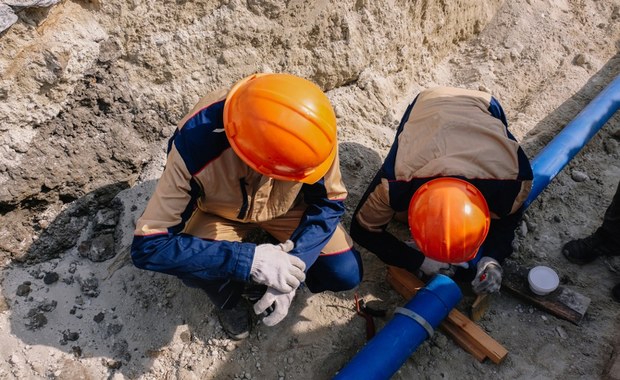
top-left (524, 74), bottom-right (620, 209)
top-left (333, 274), bottom-right (462, 380)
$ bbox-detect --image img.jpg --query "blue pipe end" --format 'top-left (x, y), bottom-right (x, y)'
top-left (334, 274), bottom-right (462, 380)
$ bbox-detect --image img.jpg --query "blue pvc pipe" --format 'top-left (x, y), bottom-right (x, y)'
top-left (334, 274), bottom-right (462, 380)
top-left (524, 74), bottom-right (620, 208)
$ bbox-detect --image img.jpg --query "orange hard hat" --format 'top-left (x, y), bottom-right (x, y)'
top-left (223, 73), bottom-right (337, 184)
top-left (408, 178), bottom-right (490, 263)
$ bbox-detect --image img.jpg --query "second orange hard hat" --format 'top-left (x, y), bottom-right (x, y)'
top-left (408, 178), bottom-right (491, 263)
top-left (223, 73), bottom-right (337, 184)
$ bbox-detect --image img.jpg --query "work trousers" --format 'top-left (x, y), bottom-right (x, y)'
top-left (182, 205), bottom-right (363, 309)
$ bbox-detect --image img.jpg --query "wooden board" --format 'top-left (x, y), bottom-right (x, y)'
top-left (501, 261), bottom-right (590, 325)
top-left (386, 266), bottom-right (508, 364)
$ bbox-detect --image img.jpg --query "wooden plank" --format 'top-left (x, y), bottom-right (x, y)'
top-left (445, 309), bottom-right (508, 364)
top-left (501, 261), bottom-right (590, 325)
top-left (386, 266), bottom-right (508, 364)
top-left (440, 319), bottom-right (487, 362)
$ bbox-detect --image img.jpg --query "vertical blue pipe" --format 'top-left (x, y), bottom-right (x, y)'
top-left (333, 274), bottom-right (462, 380)
top-left (524, 74), bottom-right (620, 208)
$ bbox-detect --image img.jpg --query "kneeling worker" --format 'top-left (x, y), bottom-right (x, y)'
top-left (351, 86), bottom-right (533, 294)
top-left (132, 73), bottom-right (363, 339)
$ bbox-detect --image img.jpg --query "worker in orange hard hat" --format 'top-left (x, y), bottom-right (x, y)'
top-left (132, 73), bottom-right (363, 340)
top-left (407, 177), bottom-right (491, 264)
top-left (351, 87), bottom-right (533, 295)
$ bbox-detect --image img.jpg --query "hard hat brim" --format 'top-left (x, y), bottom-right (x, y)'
top-left (297, 145), bottom-right (337, 184)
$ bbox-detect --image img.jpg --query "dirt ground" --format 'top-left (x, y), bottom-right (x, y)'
top-left (1, 0), bottom-right (619, 379)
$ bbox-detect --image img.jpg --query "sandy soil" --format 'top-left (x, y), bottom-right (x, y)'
top-left (0, 0), bottom-right (619, 379)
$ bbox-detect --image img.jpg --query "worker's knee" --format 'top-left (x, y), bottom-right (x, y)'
top-left (306, 247), bottom-right (363, 293)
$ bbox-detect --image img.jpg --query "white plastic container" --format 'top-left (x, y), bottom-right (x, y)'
top-left (528, 266), bottom-right (560, 296)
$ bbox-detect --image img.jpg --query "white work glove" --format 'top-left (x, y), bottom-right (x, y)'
top-left (253, 287), bottom-right (296, 326)
top-left (250, 240), bottom-right (306, 293)
top-left (471, 257), bottom-right (503, 294)
top-left (419, 257), bottom-right (468, 277)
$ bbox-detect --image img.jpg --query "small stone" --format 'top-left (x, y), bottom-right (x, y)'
top-left (570, 170), bottom-right (588, 182)
top-left (16, 284), bottom-right (31, 297)
top-left (63, 330), bottom-right (80, 341)
top-left (573, 53), bottom-right (589, 67)
top-left (27, 313), bottom-right (47, 330)
top-left (93, 312), bottom-right (105, 323)
top-left (556, 326), bottom-right (568, 339)
top-left (103, 359), bottom-right (122, 370)
top-left (180, 330), bottom-right (192, 343)
top-left (43, 272), bottom-right (59, 285)
top-left (72, 346), bottom-right (82, 357)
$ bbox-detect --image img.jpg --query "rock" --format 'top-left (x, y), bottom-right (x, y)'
top-left (180, 329), bottom-right (192, 343)
top-left (93, 312), bottom-right (105, 323)
top-left (0, 4), bottom-right (17, 33)
top-left (573, 53), bottom-right (590, 67)
top-left (43, 271), bottom-right (59, 284)
top-left (26, 312), bottom-right (48, 330)
top-left (78, 233), bottom-right (115, 262)
top-left (556, 326), bottom-right (568, 339)
top-left (0, 295), bottom-right (9, 312)
top-left (106, 322), bottom-right (123, 337)
top-left (570, 170), bottom-right (589, 182)
top-left (38, 299), bottom-right (57, 312)
top-left (77, 276), bottom-right (100, 297)
top-left (62, 330), bottom-right (80, 342)
top-left (16, 283), bottom-right (31, 297)
top-left (102, 359), bottom-right (122, 370)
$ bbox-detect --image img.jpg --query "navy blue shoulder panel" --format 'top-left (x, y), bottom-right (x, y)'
top-left (489, 96), bottom-right (534, 181)
top-left (488, 96), bottom-right (509, 128)
top-left (382, 96), bottom-right (419, 180)
top-left (173, 100), bottom-right (230, 175)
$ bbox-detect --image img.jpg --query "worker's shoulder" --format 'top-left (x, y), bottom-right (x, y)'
top-left (418, 86), bottom-right (493, 104)
top-left (177, 88), bottom-right (228, 130)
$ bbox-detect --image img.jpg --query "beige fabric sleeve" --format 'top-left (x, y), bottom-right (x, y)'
top-left (323, 148), bottom-right (348, 201)
top-left (355, 178), bottom-right (395, 232)
top-left (134, 145), bottom-right (194, 236)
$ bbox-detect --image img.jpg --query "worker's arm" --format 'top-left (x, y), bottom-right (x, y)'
top-left (287, 153), bottom-right (348, 268)
top-left (479, 208), bottom-right (523, 264)
top-left (350, 172), bottom-right (426, 273)
top-left (131, 144), bottom-right (256, 282)
top-left (465, 208), bottom-right (523, 293)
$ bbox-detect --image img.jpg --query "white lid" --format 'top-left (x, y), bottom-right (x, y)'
top-left (528, 266), bottom-right (560, 295)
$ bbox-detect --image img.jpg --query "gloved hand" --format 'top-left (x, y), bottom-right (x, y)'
top-left (471, 257), bottom-right (503, 294)
top-left (253, 287), bottom-right (296, 326)
top-left (250, 240), bottom-right (306, 293)
top-left (419, 257), bottom-right (468, 277)
top-left (419, 256), bottom-right (451, 277)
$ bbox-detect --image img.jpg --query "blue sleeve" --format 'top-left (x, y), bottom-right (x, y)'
top-left (287, 179), bottom-right (345, 269)
top-left (131, 234), bottom-right (256, 282)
